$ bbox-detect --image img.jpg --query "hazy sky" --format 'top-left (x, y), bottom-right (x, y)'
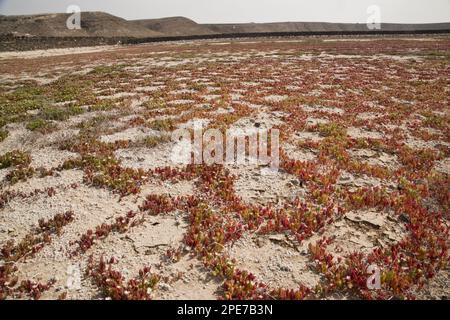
top-left (0, 0), bottom-right (449, 23)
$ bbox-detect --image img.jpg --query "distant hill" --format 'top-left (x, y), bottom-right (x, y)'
top-left (203, 22), bottom-right (450, 34)
top-left (0, 12), bottom-right (163, 38)
top-left (132, 17), bottom-right (215, 36)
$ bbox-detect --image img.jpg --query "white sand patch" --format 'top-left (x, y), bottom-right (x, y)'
top-left (154, 256), bottom-right (220, 300)
top-left (264, 95), bottom-right (288, 103)
top-left (139, 180), bottom-right (196, 199)
top-left (348, 149), bottom-right (400, 170)
top-left (177, 118), bottom-right (210, 130)
top-left (294, 131), bottom-right (324, 143)
top-left (283, 142), bottom-right (317, 162)
top-left (302, 209), bottom-right (407, 262)
top-left (306, 117), bottom-right (330, 126)
top-left (99, 127), bottom-right (159, 143)
top-left (356, 112), bottom-right (381, 121)
top-left (405, 136), bottom-right (444, 150)
top-left (4, 169), bottom-right (83, 194)
top-left (0, 45), bottom-right (118, 60)
top-left (202, 94), bottom-right (222, 102)
top-left (230, 111), bottom-right (286, 131)
top-left (167, 99), bottom-right (196, 106)
top-left (30, 147), bottom-right (78, 170)
top-left (135, 85), bottom-right (165, 92)
top-left (337, 171), bottom-right (387, 190)
top-left (434, 158), bottom-right (450, 175)
top-left (87, 215), bottom-right (188, 279)
top-left (301, 105), bottom-right (344, 115)
top-left (228, 162), bottom-right (306, 206)
top-left (115, 143), bottom-right (182, 170)
top-left (347, 127), bottom-right (385, 140)
top-left (0, 124), bottom-right (34, 154)
top-left (0, 183), bottom-right (138, 246)
top-left (227, 233), bottom-right (321, 289)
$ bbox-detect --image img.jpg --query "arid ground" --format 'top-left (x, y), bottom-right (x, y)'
top-left (0, 36), bottom-right (449, 300)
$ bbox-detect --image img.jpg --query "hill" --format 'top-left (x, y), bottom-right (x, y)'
top-left (202, 21), bottom-right (450, 34)
top-left (132, 16), bottom-right (215, 36)
top-left (0, 12), bottom-right (163, 38)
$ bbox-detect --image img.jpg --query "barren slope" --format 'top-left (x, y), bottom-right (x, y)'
top-left (0, 12), bottom-right (164, 38)
top-left (132, 17), bottom-right (215, 36)
top-left (203, 21), bottom-right (450, 34)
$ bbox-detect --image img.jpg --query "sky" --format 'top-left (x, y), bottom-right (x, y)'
top-left (0, 0), bottom-right (449, 24)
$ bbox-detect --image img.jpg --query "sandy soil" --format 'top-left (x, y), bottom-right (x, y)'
top-left (0, 37), bottom-right (448, 300)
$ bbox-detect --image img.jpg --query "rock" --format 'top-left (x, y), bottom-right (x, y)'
top-left (158, 283), bottom-right (172, 291)
top-left (399, 214), bottom-right (410, 223)
top-left (278, 263), bottom-right (292, 272)
top-left (255, 237), bottom-right (267, 248)
top-left (377, 239), bottom-right (387, 248)
top-left (345, 211), bottom-right (384, 229)
top-left (268, 234), bottom-right (285, 242)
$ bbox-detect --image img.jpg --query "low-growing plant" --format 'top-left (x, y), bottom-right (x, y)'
top-left (89, 99), bottom-right (116, 111)
top-left (39, 106), bottom-right (63, 121)
top-left (5, 166), bottom-right (35, 184)
top-left (86, 256), bottom-right (160, 300)
top-left (0, 129), bottom-right (8, 142)
top-left (85, 165), bottom-right (148, 196)
top-left (2, 39), bottom-right (449, 301)
top-left (17, 279), bottom-right (56, 300)
top-left (26, 118), bottom-right (56, 133)
top-left (0, 150), bottom-right (31, 169)
top-left (317, 122), bottom-right (347, 138)
top-left (0, 211), bottom-right (74, 262)
top-left (149, 118), bottom-right (175, 131)
top-left (73, 211), bottom-right (142, 254)
top-left (142, 135), bottom-right (171, 148)
top-left (143, 98), bottom-right (167, 110)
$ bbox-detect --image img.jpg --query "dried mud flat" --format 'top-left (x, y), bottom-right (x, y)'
top-left (0, 37), bottom-right (449, 300)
